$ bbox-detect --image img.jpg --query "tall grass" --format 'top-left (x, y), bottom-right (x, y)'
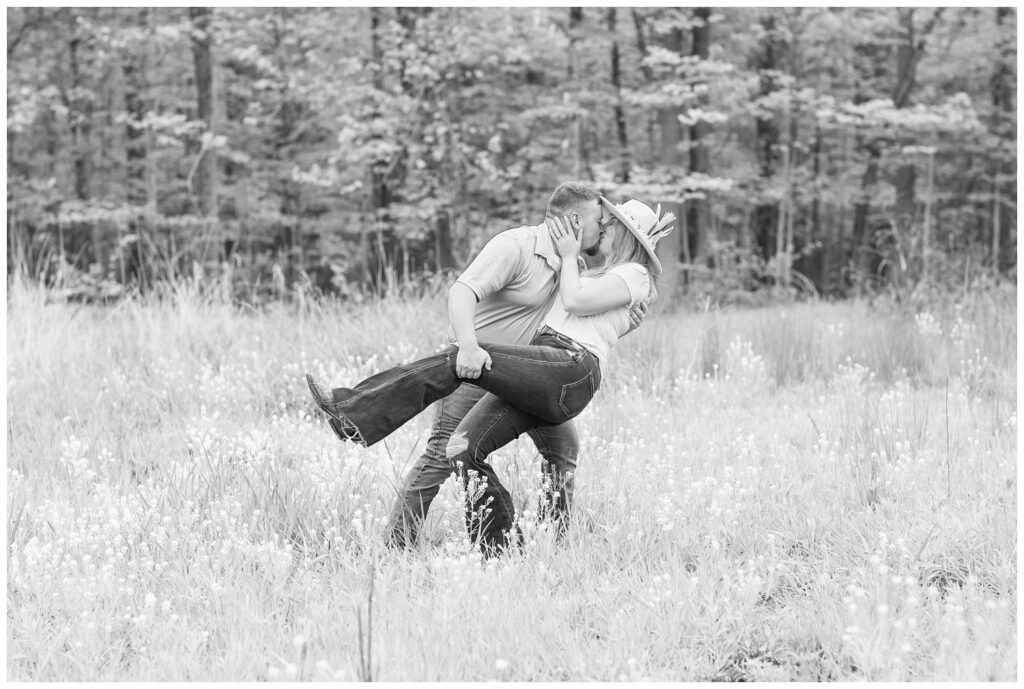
top-left (6, 275), bottom-right (1016, 680)
top-left (622, 292), bottom-right (1016, 391)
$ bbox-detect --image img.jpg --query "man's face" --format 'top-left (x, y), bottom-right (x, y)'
top-left (573, 199), bottom-right (606, 256)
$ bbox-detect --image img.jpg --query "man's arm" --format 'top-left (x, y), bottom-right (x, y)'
top-left (448, 282), bottom-right (492, 379)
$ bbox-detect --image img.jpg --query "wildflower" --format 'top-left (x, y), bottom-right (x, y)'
top-left (495, 659), bottom-right (509, 671)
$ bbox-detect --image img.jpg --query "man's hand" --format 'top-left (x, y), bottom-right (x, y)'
top-left (547, 215), bottom-right (580, 260)
top-left (456, 344), bottom-right (492, 379)
top-left (625, 298), bottom-right (649, 335)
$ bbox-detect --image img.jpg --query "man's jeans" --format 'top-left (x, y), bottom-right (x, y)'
top-left (325, 331), bottom-right (601, 551)
top-left (385, 384), bottom-right (580, 550)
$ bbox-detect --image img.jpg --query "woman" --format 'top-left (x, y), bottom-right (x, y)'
top-left (306, 197), bottom-right (674, 549)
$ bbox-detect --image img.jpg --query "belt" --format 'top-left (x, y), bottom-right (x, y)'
top-left (537, 325), bottom-right (588, 355)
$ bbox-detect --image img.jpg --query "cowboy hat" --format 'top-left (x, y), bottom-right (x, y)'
top-left (599, 197), bottom-right (676, 275)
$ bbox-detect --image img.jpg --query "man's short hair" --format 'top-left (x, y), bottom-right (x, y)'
top-left (545, 182), bottom-right (599, 218)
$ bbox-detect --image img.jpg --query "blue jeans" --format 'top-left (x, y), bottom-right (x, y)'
top-left (324, 331), bottom-right (601, 552)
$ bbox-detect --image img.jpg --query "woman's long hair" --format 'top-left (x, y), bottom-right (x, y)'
top-left (582, 218), bottom-right (659, 303)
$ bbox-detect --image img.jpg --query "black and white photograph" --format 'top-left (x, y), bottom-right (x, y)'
top-left (5, 4), bottom-right (1017, 681)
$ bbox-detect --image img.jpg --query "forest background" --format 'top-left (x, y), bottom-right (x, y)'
top-left (6, 6), bottom-right (1017, 306)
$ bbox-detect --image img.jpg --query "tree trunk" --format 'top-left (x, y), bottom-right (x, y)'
top-left (123, 9), bottom-right (148, 207)
top-left (893, 163), bottom-right (916, 250)
top-left (189, 7), bottom-right (216, 219)
top-left (655, 118), bottom-right (688, 303)
top-left (893, 9), bottom-right (944, 287)
top-left (991, 6), bottom-right (1015, 275)
top-left (687, 7), bottom-right (711, 263)
top-left (751, 13), bottom-right (783, 268)
top-left (97, 10), bottom-right (118, 204)
top-left (630, 10), bottom-right (657, 158)
top-left (892, 9), bottom-right (917, 109)
top-left (67, 21), bottom-right (102, 271)
top-left (567, 8), bottom-right (591, 179)
top-left (811, 123), bottom-right (825, 287)
top-left (567, 7), bottom-right (583, 79)
top-left (606, 8), bottom-right (630, 183)
top-left (436, 92), bottom-right (461, 274)
top-left (892, 9), bottom-right (917, 267)
top-left (851, 140), bottom-right (881, 287)
top-left (434, 211), bottom-right (454, 274)
top-left (653, 23), bottom-right (685, 306)
top-left (365, 7), bottom-right (392, 289)
top-left (68, 33), bottom-right (92, 203)
top-left (922, 151), bottom-right (934, 285)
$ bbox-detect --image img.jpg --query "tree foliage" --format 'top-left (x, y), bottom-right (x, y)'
top-left (6, 7), bottom-right (1016, 303)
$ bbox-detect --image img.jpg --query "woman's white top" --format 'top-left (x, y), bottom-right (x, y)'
top-left (542, 262), bottom-right (651, 365)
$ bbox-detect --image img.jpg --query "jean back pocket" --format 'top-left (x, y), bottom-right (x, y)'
top-left (558, 372), bottom-right (595, 419)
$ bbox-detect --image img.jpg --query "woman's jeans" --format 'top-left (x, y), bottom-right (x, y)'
top-left (324, 330), bottom-right (602, 551)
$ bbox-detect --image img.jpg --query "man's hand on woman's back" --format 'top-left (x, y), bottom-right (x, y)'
top-left (625, 298), bottom-right (649, 334)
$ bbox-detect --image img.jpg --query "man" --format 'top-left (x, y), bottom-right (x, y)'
top-left (351, 182), bottom-right (644, 551)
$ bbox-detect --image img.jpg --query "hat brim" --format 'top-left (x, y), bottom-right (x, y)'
top-left (600, 197), bottom-right (663, 276)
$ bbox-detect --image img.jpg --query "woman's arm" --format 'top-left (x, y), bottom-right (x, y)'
top-left (558, 259), bottom-right (632, 316)
top-left (548, 215), bottom-right (633, 317)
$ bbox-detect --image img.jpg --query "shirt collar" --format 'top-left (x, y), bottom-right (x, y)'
top-left (533, 223), bottom-right (562, 272)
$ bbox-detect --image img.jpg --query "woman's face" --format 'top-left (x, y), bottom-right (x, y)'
top-left (598, 222), bottom-right (617, 256)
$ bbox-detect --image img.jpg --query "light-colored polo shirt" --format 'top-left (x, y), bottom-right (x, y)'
top-left (543, 263), bottom-right (651, 365)
top-left (450, 224), bottom-right (562, 346)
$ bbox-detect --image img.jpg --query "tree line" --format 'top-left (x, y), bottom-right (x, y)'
top-left (6, 7), bottom-right (1016, 304)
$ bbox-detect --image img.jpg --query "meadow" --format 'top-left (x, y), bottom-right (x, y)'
top-left (6, 275), bottom-right (1017, 681)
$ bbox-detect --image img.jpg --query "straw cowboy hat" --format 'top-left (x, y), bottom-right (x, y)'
top-left (599, 197), bottom-right (676, 275)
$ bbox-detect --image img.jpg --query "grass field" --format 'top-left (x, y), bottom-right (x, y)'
top-left (6, 276), bottom-right (1017, 681)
